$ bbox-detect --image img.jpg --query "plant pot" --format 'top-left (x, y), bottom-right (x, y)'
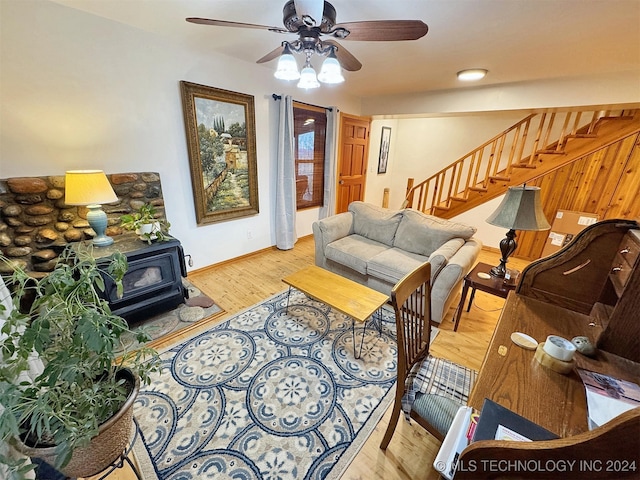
top-left (135, 221), bottom-right (161, 240)
top-left (14, 369), bottom-right (141, 478)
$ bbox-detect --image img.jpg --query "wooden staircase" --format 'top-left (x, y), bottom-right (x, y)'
top-left (403, 108), bottom-right (640, 219)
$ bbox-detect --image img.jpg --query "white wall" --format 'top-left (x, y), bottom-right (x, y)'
top-left (362, 70), bottom-right (640, 117)
top-left (364, 114), bottom-right (529, 247)
top-left (0, 0), bottom-right (360, 270)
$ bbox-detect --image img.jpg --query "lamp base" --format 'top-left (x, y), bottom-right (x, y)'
top-left (86, 204), bottom-right (114, 247)
top-left (91, 235), bottom-right (114, 247)
top-left (490, 228), bottom-right (518, 278)
top-left (490, 263), bottom-right (507, 278)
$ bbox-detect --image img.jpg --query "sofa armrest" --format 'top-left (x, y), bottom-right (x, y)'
top-left (440, 237), bottom-right (483, 278)
top-left (431, 238), bottom-right (483, 323)
top-left (312, 212), bottom-right (354, 268)
top-left (428, 238), bottom-right (465, 278)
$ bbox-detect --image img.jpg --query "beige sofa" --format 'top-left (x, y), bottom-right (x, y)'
top-left (312, 202), bottom-right (482, 324)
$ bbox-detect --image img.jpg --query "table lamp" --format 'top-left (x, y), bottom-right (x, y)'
top-left (486, 185), bottom-right (550, 277)
top-left (65, 170), bottom-right (119, 247)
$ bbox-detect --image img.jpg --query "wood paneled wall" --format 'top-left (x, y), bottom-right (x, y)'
top-left (516, 132), bottom-right (640, 260)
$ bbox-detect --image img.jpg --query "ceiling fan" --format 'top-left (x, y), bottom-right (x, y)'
top-left (186, 0), bottom-right (428, 77)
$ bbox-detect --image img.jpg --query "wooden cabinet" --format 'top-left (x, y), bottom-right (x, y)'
top-left (455, 220), bottom-right (640, 479)
top-left (514, 219), bottom-right (639, 363)
top-left (598, 228), bottom-right (640, 362)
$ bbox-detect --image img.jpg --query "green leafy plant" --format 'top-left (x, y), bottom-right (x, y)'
top-left (0, 245), bottom-right (161, 474)
top-left (120, 203), bottom-right (171, 244)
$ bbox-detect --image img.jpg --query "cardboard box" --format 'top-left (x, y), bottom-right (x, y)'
top-left (541, 210), bottom-right (599, 257)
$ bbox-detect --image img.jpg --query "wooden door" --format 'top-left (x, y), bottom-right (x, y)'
top-left (336, 114), bottom-right (371, 213)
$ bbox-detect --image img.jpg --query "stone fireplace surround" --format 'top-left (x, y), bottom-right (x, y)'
top-left (0, 172), bottom-right (167, 276)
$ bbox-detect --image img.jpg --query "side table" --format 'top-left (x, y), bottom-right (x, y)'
top-left (452, 262), bottom-right (516, 331)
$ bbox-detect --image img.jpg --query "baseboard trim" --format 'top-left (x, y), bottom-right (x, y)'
top-left (188, 234), bottom-right (314, 276)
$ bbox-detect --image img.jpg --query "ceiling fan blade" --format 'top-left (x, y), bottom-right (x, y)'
top-left (323, 40), bottom-right (362, 72)
top-left (256, 45), bottom-right (286, 64)
top-left (333, 20), bottom-right (428, 41)
top-left (186, 17), bottom-right (289, 34)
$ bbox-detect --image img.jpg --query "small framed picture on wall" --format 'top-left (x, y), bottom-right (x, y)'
top-left (378, 126), bottom-right (391, 174)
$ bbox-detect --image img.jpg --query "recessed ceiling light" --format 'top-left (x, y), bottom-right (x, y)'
top-left (457, 69), bottom-right (488, 81)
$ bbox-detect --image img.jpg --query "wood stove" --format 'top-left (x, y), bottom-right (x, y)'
top-left (93, 235), bottom-right (187, 322)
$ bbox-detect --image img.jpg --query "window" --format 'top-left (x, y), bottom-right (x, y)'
top-left (293, 102), bottom-right (326, 210)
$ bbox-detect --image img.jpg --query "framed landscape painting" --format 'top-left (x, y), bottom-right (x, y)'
top-left (180, 81), bottom-right (259, 225)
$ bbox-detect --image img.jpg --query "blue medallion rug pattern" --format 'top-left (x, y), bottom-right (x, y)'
top-left (133, 289), bottom-right (398, 480)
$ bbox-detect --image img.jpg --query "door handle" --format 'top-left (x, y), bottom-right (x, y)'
top-left (339, 180), bottom-right (344, 184)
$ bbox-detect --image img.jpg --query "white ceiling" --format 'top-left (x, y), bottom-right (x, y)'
top-left (50, 0), bottom-right (640, 99)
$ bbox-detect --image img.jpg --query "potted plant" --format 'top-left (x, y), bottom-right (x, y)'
top-left (120, 203), bottom-right (171, 244)
top-left (0, 245), bottom-right (161, 478)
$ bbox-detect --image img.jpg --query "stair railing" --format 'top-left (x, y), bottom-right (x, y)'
top-left (403, 109), bottom-right (633, 214)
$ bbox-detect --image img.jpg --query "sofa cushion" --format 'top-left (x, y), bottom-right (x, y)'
top-left (394, 210), bottom-right (477, 257)
top-left (349, 201), bottom-right (403, 247)
top-left (325, 235), bottom-right (390, 275)
top-left (367, 247), bottom-right (429, 285)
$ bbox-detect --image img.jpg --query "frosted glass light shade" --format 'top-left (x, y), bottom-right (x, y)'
top-left (297, 65), bottom-right (320, 89)
top-left (274, 52), bottom-right (300, 81)
top-left (317, 56), bottom-right (344, 84)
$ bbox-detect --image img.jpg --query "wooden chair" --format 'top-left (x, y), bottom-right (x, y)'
top-left (380, 262), bottom-right (477, 449)
top-left (455, 408), bottom-right (640, 479)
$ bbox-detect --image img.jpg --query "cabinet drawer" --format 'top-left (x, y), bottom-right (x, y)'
top-left (617, 231), bottom-right (640, 268)
top-left (610, 254), bottom-right (633, 296)
top-left (609, 230), bottom-right (640, 296)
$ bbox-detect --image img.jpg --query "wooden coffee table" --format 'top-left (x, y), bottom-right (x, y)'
top-left (282, 265), bottom-right (389, 358)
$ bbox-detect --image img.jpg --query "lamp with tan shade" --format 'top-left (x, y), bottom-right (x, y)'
top-left (486, 185), bottom-right (550, 278)
top-left (65, 170), bottom-right (119, 247)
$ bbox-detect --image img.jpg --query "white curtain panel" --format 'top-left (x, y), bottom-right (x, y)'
top-left (320, 106), bottom-right (338, 219)
top-left (275, 95), bottom-right (298, 250)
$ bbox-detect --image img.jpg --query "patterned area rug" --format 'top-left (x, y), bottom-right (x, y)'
top-left (132, 289), bottom-right (400, 480)
top-left (117, 280), bottom-right (224, 353)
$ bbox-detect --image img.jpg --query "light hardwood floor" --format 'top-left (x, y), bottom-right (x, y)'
top-left (88, 235), bottom-right (530, 480)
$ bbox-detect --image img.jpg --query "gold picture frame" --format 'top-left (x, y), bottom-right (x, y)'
top-left (180, 81), bottom-right (259, 225)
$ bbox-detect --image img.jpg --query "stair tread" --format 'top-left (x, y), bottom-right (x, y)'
top-left (567, 133), bottom-right (598, 138)
top-left (536, 149), bottom-right (565, 154)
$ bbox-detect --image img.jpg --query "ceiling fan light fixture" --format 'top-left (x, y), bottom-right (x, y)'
top-left (274, 44), bottom-right (300, 81)
top-left (457, 68), bottom-right (488, 81)
top-left (297, 63), bottom-right (320, 89)
top-left (317, 50), bottom-right (344, 84)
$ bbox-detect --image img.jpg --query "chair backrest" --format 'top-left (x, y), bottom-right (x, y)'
top-left (455, 407), bottom-right (640, 479)
top-left (391, 262), bottom-right (432, 386)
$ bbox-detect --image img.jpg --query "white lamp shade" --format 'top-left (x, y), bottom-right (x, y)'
top-left (297, 65), bottom-right (320, 89)
top-left (65, 170), bottom-right (118, 206)
top-left (486, 186), bottom-right (550, 231)
top-left (317, 56), bottom-right (344, 84)
top-left (274, 52), bottom-right (300, 81)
